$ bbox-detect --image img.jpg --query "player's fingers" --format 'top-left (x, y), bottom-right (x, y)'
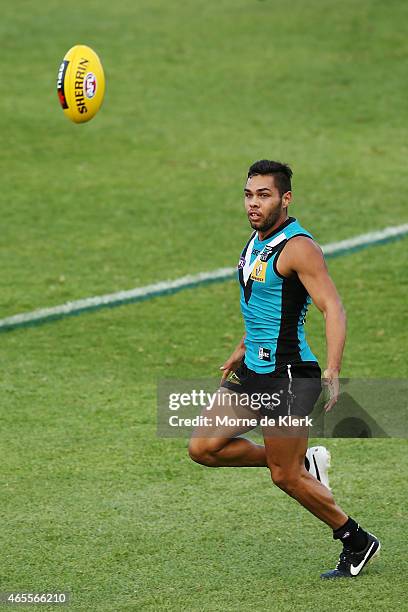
top-left (324, 396), bottom-right (338, 412)
top-left (322, 378), bottom-right (338, 404)
top-left (219, 361), bottom-right (232, 372)
top-left (220, 368), bottom-right (230, 383)
top-left (324, 400), bottom-right (333, 412)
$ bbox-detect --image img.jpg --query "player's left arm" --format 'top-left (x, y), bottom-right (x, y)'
top-left (282, 236), bottom-right (347, 411)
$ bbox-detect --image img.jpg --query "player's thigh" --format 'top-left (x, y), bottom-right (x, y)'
top-left (190, 387), bottom-right (259, 449)
top-left (260, 367), bottom-right (318, 467)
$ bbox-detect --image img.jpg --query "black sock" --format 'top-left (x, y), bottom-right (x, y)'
top-left (333, 517), bottom-right (368, 552)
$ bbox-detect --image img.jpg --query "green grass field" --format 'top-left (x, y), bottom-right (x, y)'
top-left (1, 0), bottom-right (407, 610)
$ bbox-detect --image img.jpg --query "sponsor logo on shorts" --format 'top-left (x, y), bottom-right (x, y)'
top-left (227, 372), bottom-right (242, 385)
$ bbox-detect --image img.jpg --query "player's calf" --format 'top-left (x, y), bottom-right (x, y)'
top-left (268, 464), bottom-right (304, 496)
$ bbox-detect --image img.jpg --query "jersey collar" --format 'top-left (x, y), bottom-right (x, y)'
top-left (257, 217), bottom-right (296, 242)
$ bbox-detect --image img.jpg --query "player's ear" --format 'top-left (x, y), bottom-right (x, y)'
top-left (282, 191), bottom-right (292, 209)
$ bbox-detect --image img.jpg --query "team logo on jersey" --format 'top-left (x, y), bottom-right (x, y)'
top-left (260, 245), bottom-right (274, 262)
top-left (250, 259), bottom-right (267, 282)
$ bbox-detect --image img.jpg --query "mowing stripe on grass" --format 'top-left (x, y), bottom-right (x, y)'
top-left (1, 223), bottom-right (407, 333)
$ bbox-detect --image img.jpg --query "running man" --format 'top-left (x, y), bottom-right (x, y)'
top-left (188, 160), bottom-right (380, 578)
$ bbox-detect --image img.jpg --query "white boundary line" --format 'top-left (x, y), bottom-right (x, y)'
top-left (1, 223), bottom-right (407, 332)
top-left (322, 223), bottom-right (408, 255)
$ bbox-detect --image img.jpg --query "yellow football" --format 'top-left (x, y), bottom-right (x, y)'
top-left (57, 44), bottom-right (105, 124)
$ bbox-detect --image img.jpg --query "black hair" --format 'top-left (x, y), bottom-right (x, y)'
top-left (247, 159), bottom-right (293, 196)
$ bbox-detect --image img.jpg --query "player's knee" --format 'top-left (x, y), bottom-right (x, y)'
top-left (269, 465), bottom-right (301, 494)
top-left (188, 439), bottom-right (219, 467)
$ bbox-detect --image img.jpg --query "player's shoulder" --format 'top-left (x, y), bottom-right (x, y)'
top-left (286, 234), bottom-right (321, 251)
top-left (284, 217), bottom-right (314, 240)
top-left (281, 233), bottom-right (325, 272)
top-left (284, 219), bottom-right (321, 252)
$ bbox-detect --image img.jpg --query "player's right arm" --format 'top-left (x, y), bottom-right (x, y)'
top-left (219, 335), bottom-right (246, 383)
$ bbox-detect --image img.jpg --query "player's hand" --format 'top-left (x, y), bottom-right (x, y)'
top-left (322, 369), bottom-right (340, 412)
top-left (220, 347), bottom-right (245, 384)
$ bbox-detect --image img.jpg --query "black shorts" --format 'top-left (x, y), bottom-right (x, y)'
top-left (221, 359), bottom-right (322, 418)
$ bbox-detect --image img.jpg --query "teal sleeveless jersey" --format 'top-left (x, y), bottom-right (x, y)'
top-left (237, 217), bottom-right (318, 373)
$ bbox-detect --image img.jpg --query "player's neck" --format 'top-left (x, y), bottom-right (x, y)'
top-left (258, 214), bottom-right (289, 241)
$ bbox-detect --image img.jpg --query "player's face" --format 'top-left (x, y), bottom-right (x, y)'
top-left (244, 174), bottom-right (290, 234)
